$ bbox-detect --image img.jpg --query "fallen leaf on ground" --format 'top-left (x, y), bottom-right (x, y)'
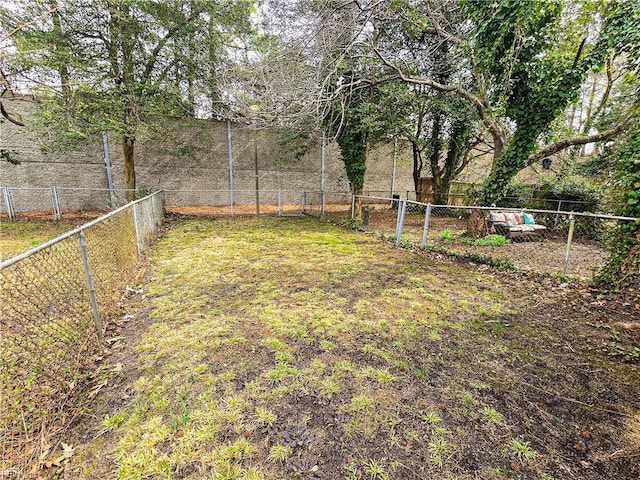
top-left (45, 443), bottom-right (74, 468)
top-left (88, 380), bottom-right (108, 399)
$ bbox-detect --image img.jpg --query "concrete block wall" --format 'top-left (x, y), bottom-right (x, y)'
top-left (0, 95), bottom-right (415, 212)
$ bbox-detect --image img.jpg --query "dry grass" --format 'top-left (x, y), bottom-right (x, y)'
top-left (0, 218), bottom-right (87, 260)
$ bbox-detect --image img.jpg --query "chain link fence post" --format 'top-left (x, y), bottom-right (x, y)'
top-left (77, 230), bottom-right (103, 341)
top-left (395, 198), bottom-right (407, 246)
top-left (562, 213), bottom-right (576, 279)
top-left (51, 186), bottom-right (62, 220)
top-left (421, 203), bottom-right (432, 247)
top-left (132, 204), bottom-right (142, 255)
top-left (554, 200), bottom-right (563, 229)
top-left (278, 189), bottom-right (283, 217)
top-left (3, 186), bottom-right (15, 221)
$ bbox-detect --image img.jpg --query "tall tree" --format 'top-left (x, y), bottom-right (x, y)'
top-left (1, 0), bottom-right (254, 199)
top-left (368, 1), bottom-right (479, 203)
top-left (350, 0), bottom-right (639, 205)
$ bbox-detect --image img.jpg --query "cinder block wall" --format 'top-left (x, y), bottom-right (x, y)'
top-left (0, 96), bottom-right (415, 211)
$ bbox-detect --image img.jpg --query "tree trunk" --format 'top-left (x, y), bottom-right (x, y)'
top-left (412, 143), bottom-right (426, 202)
top-left (123, 136), bottom-right (136, 201)
top-left (482, 129), bottom-right (538, 206)
top-left (49, 1), bottom-right (70, 97)
top-left (352, 184), bottom-right (363, 221)
top-left (428, 114), bottom-right (443, 200)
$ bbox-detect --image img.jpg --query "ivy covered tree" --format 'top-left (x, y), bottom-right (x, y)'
top-left (353, 0), bottom-right (639, 206)
top-left (465, 0), bottom-right (639, 205)
top-left (595, 123), bottom-right (640, 292)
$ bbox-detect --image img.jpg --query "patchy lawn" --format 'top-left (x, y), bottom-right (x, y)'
top-left (0, 218), bottom-right (88, 260)
top-left (65, 216), bottom-right (639, 480)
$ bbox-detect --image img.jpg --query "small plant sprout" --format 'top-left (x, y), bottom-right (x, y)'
top-left (320, 339), bottom-right (335, 350)
top-left (363, 459), bottom-right (390, 479)
top-left (102, 411), bottom-right (126, 431)
top-left (269, 443), bottom-right (292, 463)
top-left (480, 405), bottom-right (503, 424)
top-left (460, 391), bottom-right (474, 405)
top-left (439, 228), bottom-right (454, 242)
top-left (421, 411), bottom-right (442, 425)
top-left (509, 439), bottom-right (536, 460)
top-left (372, 368), bottom-right (397, 384)
top-left (350, 395), bottom-right (373, 411)
top-left (255, 407), bottom-right (277, 426)
top-left (428, 436), bottom-right (451, 467)
top-left (319, 376), bottom-right (342, 396)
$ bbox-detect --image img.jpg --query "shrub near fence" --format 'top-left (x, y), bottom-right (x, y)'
top-left (0, 192), bottom-right (163, 477)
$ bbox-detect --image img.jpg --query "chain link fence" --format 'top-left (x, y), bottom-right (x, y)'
top-left (301, 191), bottom-right (353, 218)
top-left (403, 190), bottom-right (623, 214)
top-left (162, 189), bottom-right (311, 216)
top-left (0, 186), bottom-right (356, 220)
top-left (0, 186), bottom-right (140, 220)
top-left (0, 192), bottom-right (163, 477)
top-left (351, 195), bottom-right (637, 281)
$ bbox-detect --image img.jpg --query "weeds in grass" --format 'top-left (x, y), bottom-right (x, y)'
top-left (509, 439), bottom-right (536, 460)
top-left (398, 239), bottom-right (415, 249)
top-left (102, 411), bottom-right (126, 431)
top-left (363, 459), bottom-right (390, 479)
top-left (421, 411), bottom-right (442, 425)
top-left (349, 395), bottom-right (373, 412)
top-left (460, 235), bottom-right (510, 246)
top-left (319, 376), bottom-right (342, 395)
top-left (439, 228), bottom-right (454, 242)
top-left (460, 391), bottom-right (475, 406)
top-left (255, 408), bottom-right (277, 426)
top-left (269, 444), bottom-right (292, 463)
top-left (320, 339), bottom-right (335, 350)
top-left (428, 436), bottom-right (451, 467)
top-left (480, 405), bottom-right (503, 424)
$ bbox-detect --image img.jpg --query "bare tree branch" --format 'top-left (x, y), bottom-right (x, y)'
top-left (528, 103), bottom-right (639, 165)
top-left (419, 27), bottom-right (464, 47)
top-left (140, 15), bottom-right (197, 86)
top-left (0, 101), bottom-right (25, 126)
top-left (0, 5), bottom-right (58, 44)
top-left (365, 42), bottom-right (507, 154)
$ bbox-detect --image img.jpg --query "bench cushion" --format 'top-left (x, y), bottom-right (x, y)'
top-left (490, 212), bottom-right (506, 223)
top-left (488, 211), bottom-right (547, 235)
top-left (503, 212), bottom-right (523, 225)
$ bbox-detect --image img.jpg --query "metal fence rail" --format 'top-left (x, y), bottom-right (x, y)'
top-left (349, 195), bottom-right (638, 282)
top-left (0, 192), bottom-right (164, 477)
top-left (402, 190), bottom-right (623, 214)
top-left (0, 186), bottom-right (139, 220)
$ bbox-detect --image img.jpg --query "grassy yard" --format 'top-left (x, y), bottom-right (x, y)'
top-left (0, 218), bottom-right (86, 260)
top-left (65, 216), bottom-right (639, 480)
